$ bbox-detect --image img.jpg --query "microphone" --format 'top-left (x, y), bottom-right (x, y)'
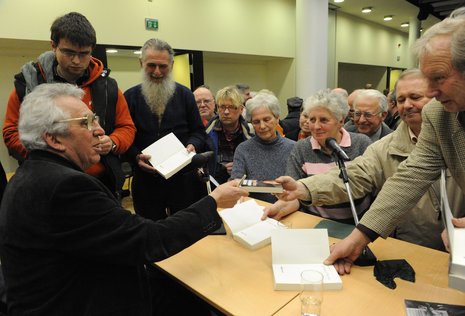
top-left (191, 151), bottom-right (214, 168)
top-left (325, 137), bottom-right (350, 161)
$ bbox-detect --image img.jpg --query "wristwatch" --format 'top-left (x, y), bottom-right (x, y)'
top-left (111, 140), bottom-right (117, 152)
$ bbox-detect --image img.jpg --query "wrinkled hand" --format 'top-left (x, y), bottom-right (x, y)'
top-left (273, 176), bottom-right (309, 201)
top-left (96, 135), bottom-right (113, 155)
top-left (136, 154), bottom-right (157, 173)
top-left (210, 179), bottom-right (249, 208)
top-left (261, 199), bottom-right (299, 220)
top-left (324, 228), bottom-right (370, 275)
top-left (441, 216), bottom-right (465, 252)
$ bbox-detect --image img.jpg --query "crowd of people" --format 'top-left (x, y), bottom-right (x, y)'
top-left (0, 8), bottom-right (465, 316)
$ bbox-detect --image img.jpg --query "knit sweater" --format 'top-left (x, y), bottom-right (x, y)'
top-left (232, 134), bottom-right (295, 202)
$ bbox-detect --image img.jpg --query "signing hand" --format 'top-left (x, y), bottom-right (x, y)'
top-left (324, 228), bottom-right (370, 275)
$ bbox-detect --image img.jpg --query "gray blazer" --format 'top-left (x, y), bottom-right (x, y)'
top-left (360, 99), bottom-right (465, 237)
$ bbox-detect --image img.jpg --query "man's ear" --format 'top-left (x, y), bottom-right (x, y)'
top-left (43, 132), bottom-right (66, 152)
top-left (381, 111), bottom-right (388, 121)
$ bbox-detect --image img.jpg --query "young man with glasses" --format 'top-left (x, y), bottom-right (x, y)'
top-left (346, 89), bottom-right (393, 142)
top-left (3, 12), bottom-right (135, 198)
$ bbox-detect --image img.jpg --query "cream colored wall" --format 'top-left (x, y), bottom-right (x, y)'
top-left (0, 0), bottom-right (295, 58)
top-left (334, 12), bottom-right (409, 68)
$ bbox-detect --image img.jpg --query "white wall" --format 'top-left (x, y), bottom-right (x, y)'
top-left (0, 0), bottom-right (295, 58)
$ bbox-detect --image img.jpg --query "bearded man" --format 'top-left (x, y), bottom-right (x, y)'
top-left (124, 38), bottom-right (207, 222)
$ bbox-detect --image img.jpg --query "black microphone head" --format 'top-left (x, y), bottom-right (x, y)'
top-left (191, 154), bottom-right (208, 167)
top-left (325, 137), bottom-right (337, 147)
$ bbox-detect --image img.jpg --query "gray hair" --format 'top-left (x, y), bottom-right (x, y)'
top-left (245, 92), bottom-right (281, 122)
top-left (413, 9), bottom-right (465, 74)
top-left (302, 89), bottom-right (349, 122)
top-left (394, 68), bottom-right (425, 94)
top-left (19, 83), bottom-right (84, 151)
top-left (141, 38), bottom-right (174, 63)
top-left (353, 89), bottom-right (388, 112)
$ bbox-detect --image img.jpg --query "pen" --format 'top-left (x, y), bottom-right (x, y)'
top-left (238, 174), bottom-right (247, 187)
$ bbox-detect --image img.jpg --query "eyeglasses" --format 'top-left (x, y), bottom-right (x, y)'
top-left (58, 47), bottom-right (92, 59)
top-left (196, 99), bottom-right (213, 106)
top-left (353, 111), bottom-right (381, 120)
top-left (218, 104), bottom-right (241, 112)
top-left (56, 113), bottom-right (100, 130)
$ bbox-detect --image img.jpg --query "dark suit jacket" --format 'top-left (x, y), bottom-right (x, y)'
top-left (0, 150), bottom-right (221, 316)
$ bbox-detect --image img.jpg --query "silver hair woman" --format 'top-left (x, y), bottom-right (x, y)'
top-left (19, 83), bottom-right (84, 151)
top-left (245, 92), bottom-right (281, 123)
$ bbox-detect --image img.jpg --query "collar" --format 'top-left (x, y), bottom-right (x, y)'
top-left (53, 58), bottom-right (90, 85)
top-left (310, 128), bottom-right (351, 150)
top-left (407, 127), bottom-right (418, 144)
top-left (369, 124), bottom-right (383, 142)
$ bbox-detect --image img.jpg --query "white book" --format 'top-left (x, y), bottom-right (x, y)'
top-left (271, 229), bottom-right (342, 291)
top-left (141, 132), bottom-right (195, 179)
top-left (440, 170), bottom-right (465, 292)
top-left (219, 199), bottom-right (280, 250)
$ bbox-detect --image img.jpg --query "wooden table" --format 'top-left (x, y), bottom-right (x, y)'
top-left (156, 206), bottom-right (465, 315)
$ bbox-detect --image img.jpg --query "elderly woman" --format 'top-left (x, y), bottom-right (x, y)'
top-left (231, 92), bottom-right (295, 202)
top-left (285, 107), bottom-right (313, 141)
top-left (285, 89), bottom-right (372, 223)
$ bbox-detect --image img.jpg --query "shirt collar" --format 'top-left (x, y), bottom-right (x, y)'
top-left (310, 128), bottom-right (352, 150)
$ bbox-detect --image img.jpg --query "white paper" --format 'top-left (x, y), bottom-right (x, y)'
top-left (271, 229), bottom-right (342, 290)
top-left (440, 169), bottom-right (465, 290)
top-left (141, 133), bottom-right (195, 179)
top-left (219, 199), bottom-right (279, 250)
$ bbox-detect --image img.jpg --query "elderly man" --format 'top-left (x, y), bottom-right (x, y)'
top-left (206, 86), bottom-right (253, 184)
top-left (346, 89), bottom-right (393, 142)
top-left (276, 9), bottom-right (465, 275)
top-left (193, 85), bottom-right (216, 126)
top-left (0, 83), bottom-right (247, 315)
top-left (124, 38), bottom-right (207, 222)
top-left (264, 69), bottom-right (465, 251)
top-left (2, 12), bottom-right (135, 198)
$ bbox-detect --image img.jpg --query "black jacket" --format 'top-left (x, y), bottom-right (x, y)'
top-left (0, 150), bottom-right (221, 315)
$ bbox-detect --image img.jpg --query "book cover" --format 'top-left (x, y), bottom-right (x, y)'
top-left (240, 180), bottom-right (284, 194)
top-left (219, 199), bottom-right (280, 250)
top-left (141, 132), bottom-right (195, 179)
top-left (271, 229), bottom-right (342, 291)
top-left (440, 170), bottom-right (465, 292)
top-left (405, 299), bottom-right (465, 315)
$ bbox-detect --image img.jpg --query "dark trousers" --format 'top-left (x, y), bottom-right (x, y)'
top-left (132, 168), bottom-right (207, 221)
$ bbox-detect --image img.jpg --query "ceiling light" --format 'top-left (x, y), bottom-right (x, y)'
top-left (401, 22), bottom-right (409, 28)
top-left (133, 50), bottom-right (142, 55)
top-left (334, 0), bottom-right (344, 3)
top-left (383, 15), bottom-right (393, 21)
top-left (106, 49), bottom-right (118, 54)
top-left (361, 7), bottom-right (372, 14)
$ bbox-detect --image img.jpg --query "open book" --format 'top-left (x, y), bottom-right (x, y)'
top-left (240, 179), bottom-right (284, 194)
top-left (440, 169), bottom-right (465, 292)
top-left (271, 229), bottom-right (342, 290)
top-left (219, 199), bottom-right (280, 250)
top-left (141, 132), bottom-right (195, 179)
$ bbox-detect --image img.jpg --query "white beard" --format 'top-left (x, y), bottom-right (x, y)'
top-left (140, 69), bottom-right (176, 120)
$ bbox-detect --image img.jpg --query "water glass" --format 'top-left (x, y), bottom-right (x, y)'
top-left (300, 270), bottom-right (323, 316)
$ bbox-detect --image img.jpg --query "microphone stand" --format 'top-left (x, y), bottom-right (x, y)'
top-left (333, 153), bottom-right (377, 266)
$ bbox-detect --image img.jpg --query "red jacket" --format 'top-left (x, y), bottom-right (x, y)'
top-left (3, 55), bottom-right (136, 176)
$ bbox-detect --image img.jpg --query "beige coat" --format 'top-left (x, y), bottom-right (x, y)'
top-left (300, 111), bottom-right (465, 250)
top-left (354, 100), bottom-right (465, 239)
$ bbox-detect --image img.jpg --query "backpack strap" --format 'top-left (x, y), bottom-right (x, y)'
top-left (90, 69), bottom-right (118, 135)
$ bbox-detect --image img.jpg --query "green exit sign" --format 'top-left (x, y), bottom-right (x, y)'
top-left (145, 18), bottom-right (158, 31)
